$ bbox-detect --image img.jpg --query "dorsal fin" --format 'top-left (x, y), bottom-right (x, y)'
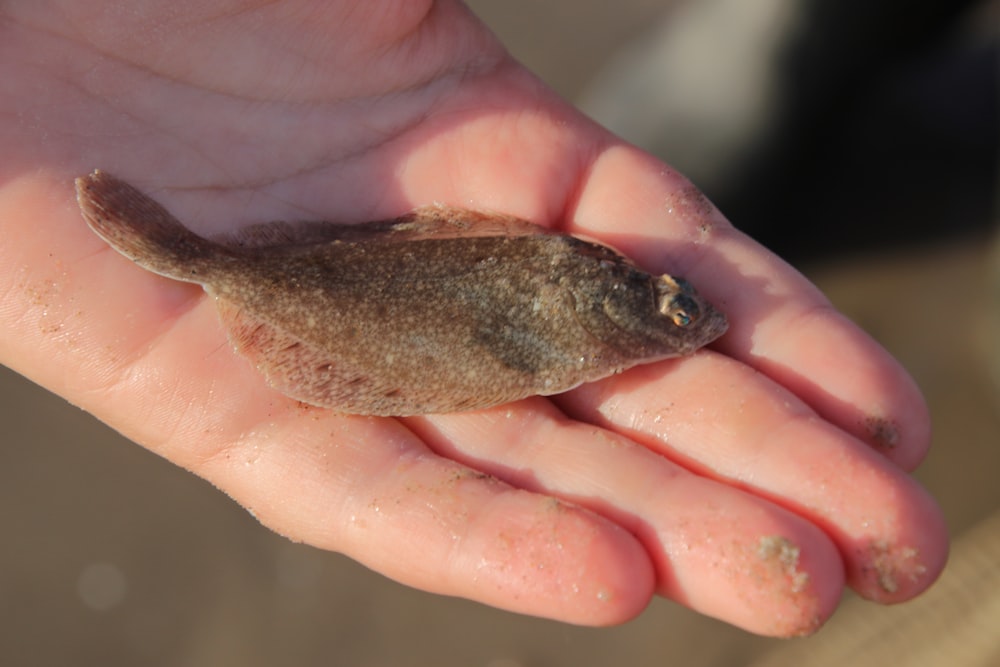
top-left (210, 205), bottom-right (555, 249)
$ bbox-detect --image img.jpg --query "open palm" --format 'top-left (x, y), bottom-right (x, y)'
top-left (0, 0), bottom-right (946, 635)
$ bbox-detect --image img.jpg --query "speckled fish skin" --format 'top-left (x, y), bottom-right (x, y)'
top-left (76, 170), bottom-right (728, 416)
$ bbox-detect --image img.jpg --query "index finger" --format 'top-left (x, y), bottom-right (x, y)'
top-left (569, 145), bottom-right (930, 470)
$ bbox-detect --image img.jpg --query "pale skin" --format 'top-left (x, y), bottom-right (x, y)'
top-left (0, 0), bottom-right (947, 636)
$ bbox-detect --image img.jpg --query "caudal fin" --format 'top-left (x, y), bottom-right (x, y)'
top-left (76, 170), bottom-right (222, 282)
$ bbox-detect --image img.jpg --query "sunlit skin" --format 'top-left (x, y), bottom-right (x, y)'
top-left (0, 0), bottom-right (946, 636)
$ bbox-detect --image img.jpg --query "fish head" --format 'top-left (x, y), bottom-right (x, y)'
top-left (598, 271), bottom-right (729, 358)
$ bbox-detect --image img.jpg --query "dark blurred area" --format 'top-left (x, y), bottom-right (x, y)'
top-left (719, 0), bottom-right (997, 259)
top-left (575, 0), bottom-right (998, 261)
top-left (2, 1), bottom-right (998, 665)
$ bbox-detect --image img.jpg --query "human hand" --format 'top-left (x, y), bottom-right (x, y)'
top-left (0, 0), bottom-right (946, 636)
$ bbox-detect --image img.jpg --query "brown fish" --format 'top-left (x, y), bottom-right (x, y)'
top-left (75, 170), bottom-right (727, 416)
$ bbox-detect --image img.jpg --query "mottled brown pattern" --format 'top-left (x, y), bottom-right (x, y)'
top-left (76, 170), bottom-right (727, 415)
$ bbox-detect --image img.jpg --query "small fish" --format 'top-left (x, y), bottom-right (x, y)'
top-left (76, 170), bottom-right (727, 416)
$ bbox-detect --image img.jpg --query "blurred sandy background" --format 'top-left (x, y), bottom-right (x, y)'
top-left (3, 1), bottom-right (998, 665)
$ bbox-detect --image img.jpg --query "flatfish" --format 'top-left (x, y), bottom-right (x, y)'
top-left (76, 170), bottom-right (727, 416)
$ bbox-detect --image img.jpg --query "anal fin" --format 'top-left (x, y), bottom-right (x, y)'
top-left (216, 299), bottom-right (400, 414)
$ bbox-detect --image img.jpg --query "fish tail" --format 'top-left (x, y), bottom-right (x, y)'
top-left (75, 170), bottom-right (222, 281)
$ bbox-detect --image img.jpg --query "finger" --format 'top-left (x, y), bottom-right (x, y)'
top-left (190, 406), bottom-right (656, 627)
top-left (556, 352), bottom-right (948, 605)
top-left (569, 146), bottom-right (931, 470)
top-left (409, 403), bottom-right (847, 637)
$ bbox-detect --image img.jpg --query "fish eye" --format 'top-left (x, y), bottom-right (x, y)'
top-left (662, 294), bottom-right (700, 327)
top-left (654, 275), bottom-right (709, 328)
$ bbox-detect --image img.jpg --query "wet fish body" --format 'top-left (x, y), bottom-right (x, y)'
top-left (76, 171), bottom-right (727, 415)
